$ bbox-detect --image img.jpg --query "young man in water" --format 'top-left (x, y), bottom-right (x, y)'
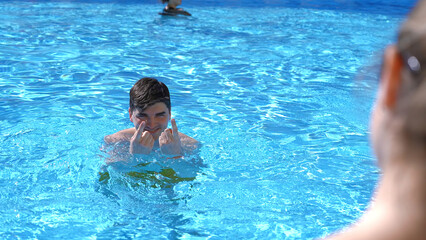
top-left (159, 0), bottom-right (191, 16)
top-left (104, 77), bottom-right (198, 156)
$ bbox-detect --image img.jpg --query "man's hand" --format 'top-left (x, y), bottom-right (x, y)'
top-left (129, 121), bottom-right (154, 155)
top-left (159, 119), bottom-right (182, 155)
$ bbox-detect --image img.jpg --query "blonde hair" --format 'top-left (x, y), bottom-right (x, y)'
top-left (396, 0), bottom-right (426, 137)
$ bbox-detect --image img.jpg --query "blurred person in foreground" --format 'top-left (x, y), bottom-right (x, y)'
top-left (325, 1), bottom-right (426, 239)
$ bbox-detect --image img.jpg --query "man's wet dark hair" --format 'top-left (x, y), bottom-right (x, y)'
top-left (161, 0), bottom-right (169, 3)
top-left (129, 77), bottom-right (171, 112)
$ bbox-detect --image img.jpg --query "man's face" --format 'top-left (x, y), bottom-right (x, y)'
top-left (129, 102), bottom-right (170, 141)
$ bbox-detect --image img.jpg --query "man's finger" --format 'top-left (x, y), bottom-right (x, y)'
top-left (171, 118), bottom-right (179, 138)
top-left (140, 131), bottom-right (152, 144)
top-left (159, 131), bottom-right (166, 143)
top-left (166, 129), bottom-right (173, 142)
top-left (135, 121), bottom-right (146, 139)
top-left (146, 133), bottom-right (154, 147)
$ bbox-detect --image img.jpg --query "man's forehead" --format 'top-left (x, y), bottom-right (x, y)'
top-left (134, 102), bottom-right (169, 114)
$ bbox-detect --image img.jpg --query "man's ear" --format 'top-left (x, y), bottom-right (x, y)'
top-left (381, 45), bottom-right (403, 109)
top-left (129, 108), bottom-right (133, 122)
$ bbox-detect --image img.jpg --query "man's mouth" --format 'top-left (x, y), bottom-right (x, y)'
top-left (145, 128), bottom-right (160, 134)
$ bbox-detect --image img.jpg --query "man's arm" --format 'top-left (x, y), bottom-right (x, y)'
top-left (104, 128), bottom-right (134, 144)
top-left (179, 133), bottom-right (199, 152)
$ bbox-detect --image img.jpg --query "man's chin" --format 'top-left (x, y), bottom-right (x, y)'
top-left (150, 132), bottom-right (161, 141)
top-left (152, 136), bottom-right (160, 141)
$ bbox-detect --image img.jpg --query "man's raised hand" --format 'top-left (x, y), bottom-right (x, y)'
top-left (129, 121), bottom-right (154, 155)
top-left (159, 118), bottom-right (182, 155)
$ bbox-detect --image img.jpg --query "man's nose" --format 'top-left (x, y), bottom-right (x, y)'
top-left (145, 118), bottom-right (154, 128)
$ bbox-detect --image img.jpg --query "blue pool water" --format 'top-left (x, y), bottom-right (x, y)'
top-left (0, 0), bottom-right (416, 239)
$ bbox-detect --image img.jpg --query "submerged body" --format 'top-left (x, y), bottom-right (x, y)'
top-left (159, 7), bottom-right (191, 16)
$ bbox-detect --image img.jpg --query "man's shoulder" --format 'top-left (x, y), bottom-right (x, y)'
top-left (178, 132), bottom-right (199, 150)
top-left (104, 128), bottom-right (135, 144)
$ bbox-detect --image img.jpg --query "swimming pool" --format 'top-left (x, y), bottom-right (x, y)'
top-left (0, 0), bottom-right (416, 239)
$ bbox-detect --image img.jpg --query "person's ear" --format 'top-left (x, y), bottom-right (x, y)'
top-left (129, 108), bottom-right (133, 122)
top-left (380, 45), bottom-right (403, 109)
